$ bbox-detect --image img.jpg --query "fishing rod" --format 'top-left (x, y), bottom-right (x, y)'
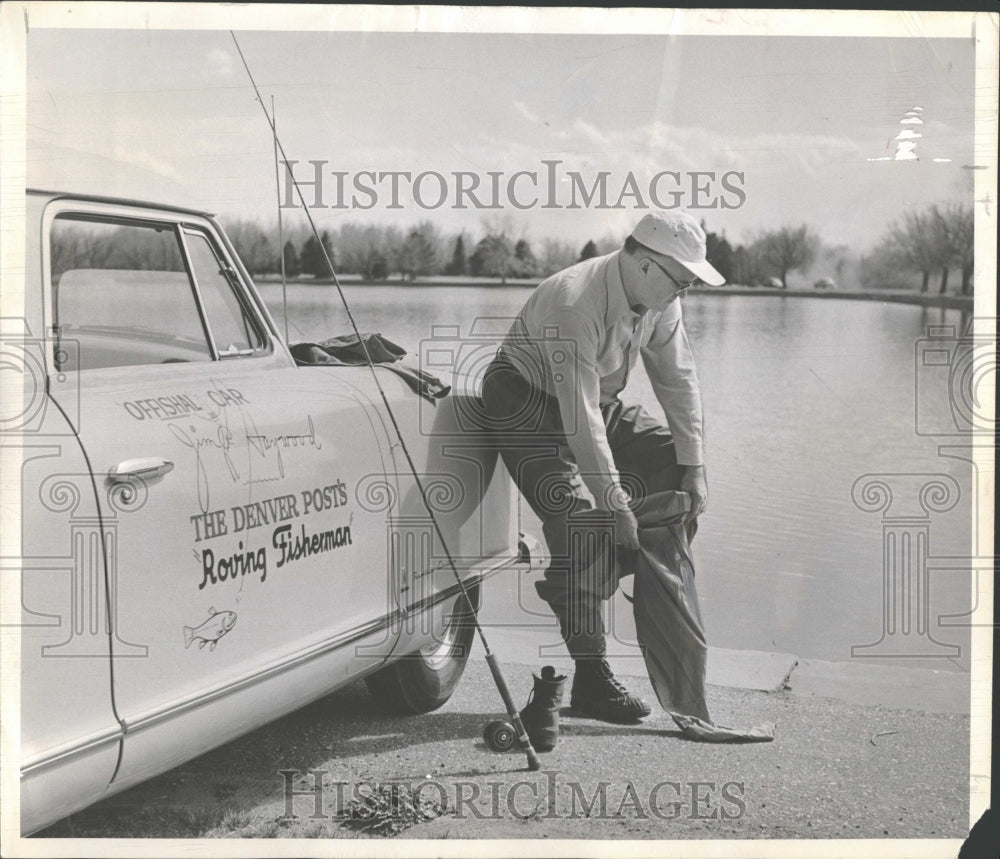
top-left (270, 94), bottom-right (290, 345)
top-left (230, 31), bottom-right (541, 772)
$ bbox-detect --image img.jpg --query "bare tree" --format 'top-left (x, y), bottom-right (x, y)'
top-left (336, 223), bottom-right (401, 279)
top-left (859, 237), bottom-right (913, 290)
top-left (884, 203), bottom-right (972, 295)
top-left (539, 238), bottom-right (578, 276)
top-left (397, 227), bottom-right (438, 281)
top-left (470, 234), bottom-right (514, 282)
top-left (752, 225), bottom-right (819, 288)
top-left (888, 209), bottom-right (945, 293)
top-left (596, 231), bottom-right (626, 256)
top-left (931, 203), bottom-right (974, 295)
top-left (819, 243), bottom-right (850, 284)
top-left (222, 219), bottom-right (278, 275)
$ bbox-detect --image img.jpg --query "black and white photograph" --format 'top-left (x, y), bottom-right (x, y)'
top-left (1, 3), bottom-right (996, 856)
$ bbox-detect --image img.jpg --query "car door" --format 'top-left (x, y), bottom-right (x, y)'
top-left (376, 365), bottom-right (518, 658)
top-left (43, 199), bottom-right (398, 788)
top-left (10, 196), bottom-right (124, 832)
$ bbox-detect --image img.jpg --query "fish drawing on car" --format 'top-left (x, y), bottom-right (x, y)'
top-left (183, 609), bottom-right (238, 651)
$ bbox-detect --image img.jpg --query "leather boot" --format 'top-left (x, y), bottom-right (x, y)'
top-left (519, 666), bottom-right (567, 752)
top-left (570, 656), bottom-right (651, 723)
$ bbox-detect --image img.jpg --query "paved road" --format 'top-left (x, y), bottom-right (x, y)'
top-left (38, 647), bottom-right (972, 847)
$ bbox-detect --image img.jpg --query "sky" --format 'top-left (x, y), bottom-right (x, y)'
top-left (25, 26), bottom-right (979, 251)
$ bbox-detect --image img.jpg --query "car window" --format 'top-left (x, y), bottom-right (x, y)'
top-left (182, 229), bottom-right (266, 358)
top-left (50, 215), bottom-right (212, 371)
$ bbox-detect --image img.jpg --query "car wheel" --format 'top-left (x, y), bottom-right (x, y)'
top-left (364, 585), bottom-right (480, 715)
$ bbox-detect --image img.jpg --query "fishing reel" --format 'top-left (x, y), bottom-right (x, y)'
top-left (482, 719), bottom-right (517, 752)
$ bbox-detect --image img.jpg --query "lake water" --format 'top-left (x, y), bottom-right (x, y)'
top-left (261, 284), bottom-right (974, 672)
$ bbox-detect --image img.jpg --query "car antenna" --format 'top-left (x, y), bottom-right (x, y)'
top-left (270, 94), bottom-right (290, 344)
top-left (230, 31), bottom-right (542, 773)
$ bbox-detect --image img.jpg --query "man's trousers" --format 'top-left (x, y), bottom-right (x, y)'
top-left (481, 352), bottom-right (686, 658)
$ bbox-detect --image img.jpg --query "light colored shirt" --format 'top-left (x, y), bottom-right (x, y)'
top-left (500, 250), bottom-right (703, 512)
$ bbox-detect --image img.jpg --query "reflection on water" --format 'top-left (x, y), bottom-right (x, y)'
top-left (262, 284), bottom-right (973, 670)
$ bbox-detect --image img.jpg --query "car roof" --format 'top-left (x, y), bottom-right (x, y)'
top-left (27, 188), bottom-right (215, 219)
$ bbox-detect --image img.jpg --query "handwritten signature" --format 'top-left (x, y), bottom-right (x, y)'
top-left (172, 411), bottom-right (322, 512)
top-left (169, 422), bottom-right (238, 512)
top-left (245, 415), bottom-right (321, 479)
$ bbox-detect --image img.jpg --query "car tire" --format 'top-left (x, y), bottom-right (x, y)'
top-left (364, 585), bottom-right (480, 715)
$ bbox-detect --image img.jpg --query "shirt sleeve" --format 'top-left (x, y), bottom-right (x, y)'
top-left (540, 308), bottom-right (631, 512)
top-left (640, 303), bottom-right (704, 466)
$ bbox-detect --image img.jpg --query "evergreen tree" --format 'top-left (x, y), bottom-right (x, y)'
top-left (705, 231), bottom-right (735, 284)
top-left (579, 239), bottom-right (599, 261)
top-left (513, 238), bottom-right (538, 277)
top-left (282, 240), bottom-right (301, 278)
top-left (301, 231), bottom-right (335, 278)
top-left (445, 235), bottom-right (467, 276)
top-left (320, 231), bottom-right (335, 276)
top-left (732, 245), bottom-right (754, 286)
top-left (300, 235), bottom-right (322, 277)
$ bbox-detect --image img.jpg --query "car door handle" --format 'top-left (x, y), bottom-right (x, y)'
top-left (108, 457), bottom-right (175, 482)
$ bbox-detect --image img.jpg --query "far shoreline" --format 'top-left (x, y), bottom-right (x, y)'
top-left (255, 276), bottom-right (973, 311)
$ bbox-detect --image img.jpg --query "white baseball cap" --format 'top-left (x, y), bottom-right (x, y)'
top-left (630, 212), bottom-right (726, 286)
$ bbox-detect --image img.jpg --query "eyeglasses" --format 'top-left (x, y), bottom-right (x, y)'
top-left (645, 257), bottom-right (701, 293)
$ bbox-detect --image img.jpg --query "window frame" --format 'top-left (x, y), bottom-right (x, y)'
top-left (177, 225), bottom-right (267, 360)
top-left (42, 200), bottom-right (274, 376)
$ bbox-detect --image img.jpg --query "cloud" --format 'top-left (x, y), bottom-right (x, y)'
top-left (110, 144), bottom-right (182, 182)
top-left (27, 139), bottom-right (193, 203)
top-left (512, 100), bottom-right (542, 125)
top-left (509, 115), bottom-right (866, 177)
top-left (207, 47), bottom-right (235, 79)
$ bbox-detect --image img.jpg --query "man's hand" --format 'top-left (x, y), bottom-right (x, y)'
top-left (680, 465), bottom-right (708, 522)
top-left (613, 508), bottom-right (640, 551)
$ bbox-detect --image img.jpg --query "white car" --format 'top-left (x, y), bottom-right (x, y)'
top-left (7, 190), bottom-right (523, 835)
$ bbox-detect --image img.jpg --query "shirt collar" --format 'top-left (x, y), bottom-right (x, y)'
top-left (607, 250), bottom-right (643, 325)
